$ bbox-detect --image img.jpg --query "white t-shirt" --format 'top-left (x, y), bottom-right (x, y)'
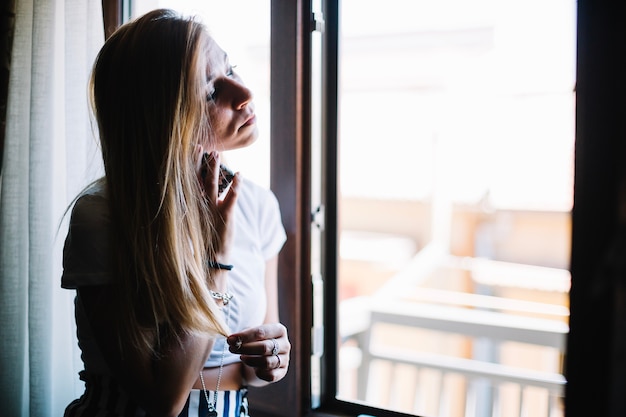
top-left (62, 177), bottom-right (287, 373)
top-left (204, 177), bottom-right (287, 367)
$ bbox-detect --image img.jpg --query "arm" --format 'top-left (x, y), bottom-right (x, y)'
top-left (227, 255), bottom-right (291, 386)
top-left (69, 153), bottom-right (237, 416)
top-left (79, 285), bottom-right (216, 417)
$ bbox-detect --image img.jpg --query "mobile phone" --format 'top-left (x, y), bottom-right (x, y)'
top-left (218, 164), bottom-right (235, 197)
top-left (200, 153), bottom-right (235, 197)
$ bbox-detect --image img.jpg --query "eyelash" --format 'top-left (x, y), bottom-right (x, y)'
top-left (207, 87), bottom-right (217, 102)
top-left (206, 65), bottom-right (237, 102)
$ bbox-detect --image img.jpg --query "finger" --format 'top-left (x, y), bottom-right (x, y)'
top-left (226, 335), bottom-right (279, 355)
top-left (236, 323), bottom-right (286, 342)
top-left (226, 328), bottom-right (255, 353)
top-left (240, 353), bottom-right (285, 371)
top-left (217, 164), bottom-right (235, 199)
top-left (226, 335), bottom-right (244, 352)
top-left (195, 145), bottom-right (205, 183)
top-left (201, 151), bottom-right (220, 200)
top-left (226, 325), bottom-right (264, 347)
top-left (252, 368), bottom-right (284, 383)
top-left (226, 323), bottom-right (288, 352)
top-left (217, 172), bottom-right (240, 214)
top-left (234, 338), bottom-right (281, 357)
top-left (226, 339), bottom-right (264, 355)
top-left (268, 338), bottom-right (279, 356)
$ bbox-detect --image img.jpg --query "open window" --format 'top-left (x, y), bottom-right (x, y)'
top-left (313, 1), bottom-right (576, 416)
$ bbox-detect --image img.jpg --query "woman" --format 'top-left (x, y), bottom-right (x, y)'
top-left (62, 9), bottom-right (289, 417)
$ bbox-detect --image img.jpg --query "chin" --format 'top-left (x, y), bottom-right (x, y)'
top-left (237, 134), bottom-right (259, 149)
top-left (218, 134), bottom-right (258, 151)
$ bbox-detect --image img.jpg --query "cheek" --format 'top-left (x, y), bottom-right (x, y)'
top-left (208, 108), bottom-right (227, 133)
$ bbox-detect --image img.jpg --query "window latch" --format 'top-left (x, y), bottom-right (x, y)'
top-left (311, 204), bottom-right (325, 231)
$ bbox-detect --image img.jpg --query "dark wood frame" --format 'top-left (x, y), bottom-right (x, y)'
top-left (102, 0), bottom-right (122, 39)
top-left (247, 0), bottom-right (313, 415)
top-left (565, 2), bottom-right (626, 417)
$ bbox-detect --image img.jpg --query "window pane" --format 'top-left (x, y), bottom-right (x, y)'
top-left (131, 0), bottom-right (271, 188)
top-left (336, 1), bottom-right (575, 416)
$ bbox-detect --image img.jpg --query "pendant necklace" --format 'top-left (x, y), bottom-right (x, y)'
top-left (210, 290), bottom-right (233, 306)
top-left (200, 289), bottom-right (233, 416)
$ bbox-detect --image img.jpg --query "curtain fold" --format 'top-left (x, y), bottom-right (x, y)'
top-left (0, 0), bottom-right (103, 416)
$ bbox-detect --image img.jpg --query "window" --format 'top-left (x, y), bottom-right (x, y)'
top-left (315, 1), bottom-right (576, 416)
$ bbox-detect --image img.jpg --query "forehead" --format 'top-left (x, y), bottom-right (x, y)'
top-left (205, 36), bottom-right (228, 75)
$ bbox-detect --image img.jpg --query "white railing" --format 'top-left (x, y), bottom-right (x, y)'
top-left (339, 280), bottom-right (568, 416)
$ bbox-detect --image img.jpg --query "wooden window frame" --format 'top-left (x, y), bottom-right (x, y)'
top-left (102, 0), bottom-right (122, 39)
top-left (565, 2), bottom-right (626, 417)
top-left (248, 0), bottom-right (313, 415)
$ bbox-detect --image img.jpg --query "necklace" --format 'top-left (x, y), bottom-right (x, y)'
top-left (200, 290), bottom-right (232, 416)
top-left (210, 290), bottom-right (233, 306)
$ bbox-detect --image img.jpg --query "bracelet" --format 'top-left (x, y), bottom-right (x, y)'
top-left (208, 260), bottom-right (234, 270)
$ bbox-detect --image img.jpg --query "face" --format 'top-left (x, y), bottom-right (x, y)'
top-left (204, 36), bottom-right (258, 152)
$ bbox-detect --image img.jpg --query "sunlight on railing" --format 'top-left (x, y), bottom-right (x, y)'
top-left (339, 245), bottom-right (569, 416)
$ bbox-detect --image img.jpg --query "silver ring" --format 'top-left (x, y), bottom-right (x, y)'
top-left (275, 353), bottom-right (281, 369)
top-left (271, 338), bottom-right (279, 356)
top-left (235, 337), bottom-right (243, 351)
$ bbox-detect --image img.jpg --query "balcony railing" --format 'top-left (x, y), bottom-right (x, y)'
top-left (338, 244), bottom-right (569, 417)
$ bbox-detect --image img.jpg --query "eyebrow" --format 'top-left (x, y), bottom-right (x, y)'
top-left (207, 52), bottom-right (230, 83)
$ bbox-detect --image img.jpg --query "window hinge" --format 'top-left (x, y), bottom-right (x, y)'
top-left (311, 11), bottom-right (325, 33)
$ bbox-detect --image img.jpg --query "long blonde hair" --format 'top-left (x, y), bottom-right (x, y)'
top-left (89, 9), bottom-right (227, 356)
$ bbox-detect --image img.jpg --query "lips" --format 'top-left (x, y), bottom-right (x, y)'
top-left (239, 114), bottom-right (256, 130)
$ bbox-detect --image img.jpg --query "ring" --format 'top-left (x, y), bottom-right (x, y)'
top-left (235, 337), bottom-right (243, 351)
top-left (275, 353), bottom-right (281, 369)
top-left (271, 338), bottom-right (279, 356)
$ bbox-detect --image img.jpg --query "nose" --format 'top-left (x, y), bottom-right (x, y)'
top-left (225, 78), bottom-right (253, 110)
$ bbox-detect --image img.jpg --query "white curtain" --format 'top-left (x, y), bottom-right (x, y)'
top-left (0, 0), bottom-right (104, 416)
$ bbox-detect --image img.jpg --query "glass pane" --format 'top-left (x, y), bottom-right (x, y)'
top-left (131, 0), bottom-right (271, 188)
top-left (336, 1), bottom-right (575, 416)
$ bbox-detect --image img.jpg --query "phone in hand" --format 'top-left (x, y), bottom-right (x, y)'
top-left (217, 164), bottom-right (235, 197)
top-left (200, 153), bottom-right (235, 198)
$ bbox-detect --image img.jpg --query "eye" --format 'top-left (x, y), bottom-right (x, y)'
top-left (206, 65), bottom-right (238, 102)
top-left (207, 85), bottom-right (217, 102)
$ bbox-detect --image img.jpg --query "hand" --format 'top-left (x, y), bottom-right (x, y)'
top-left (196, 149), bottom-right (240, 260)
top-left (226, 323), bottom-right (290, 383)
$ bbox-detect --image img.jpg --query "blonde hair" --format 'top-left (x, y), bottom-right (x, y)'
top-left (89, 9), bottom-right (227, 356)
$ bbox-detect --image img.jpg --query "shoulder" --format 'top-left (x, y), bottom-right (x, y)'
top-left (236, 177), bottom-right (282, 215)
top-left (70, 180), bottom-right (109, 223)
top-left (239, 177), bottom-right (276, 199)
top-left (62, 179), bottom-right (113, 289)
top-left (235, 177), bottom-right (287, 255)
